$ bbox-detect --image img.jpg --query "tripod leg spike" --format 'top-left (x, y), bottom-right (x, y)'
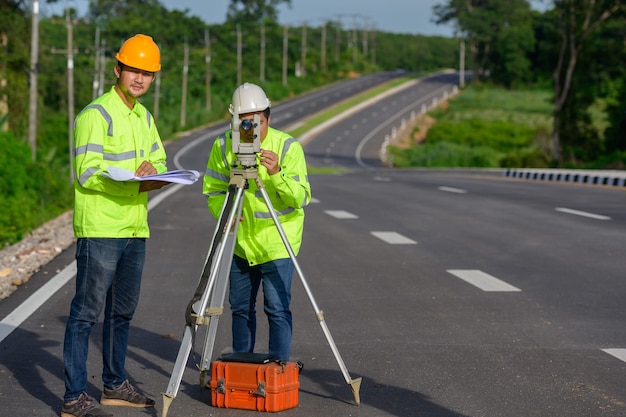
top-left (161, 393), bottom-right (173, 417)
top-left (349, 377), bottom-right (362, 405)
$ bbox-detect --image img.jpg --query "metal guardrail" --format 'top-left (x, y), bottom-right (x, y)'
top-left (504, 168), bottom-right (626, 188)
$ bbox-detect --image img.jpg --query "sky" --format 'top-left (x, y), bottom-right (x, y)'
top-left (42, 0), bottom-right (548, 37)
top-left (41, 0), bottom-right (457, 37)
top-left (158, 0), bottom-right (457, 36)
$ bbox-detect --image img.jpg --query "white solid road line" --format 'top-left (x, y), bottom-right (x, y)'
top-left (555, 207), bottom-right (611, 220)
top-left (0, 261), bottom-right (77, 342)
top-left (447, 269), bottom-right (522, 292)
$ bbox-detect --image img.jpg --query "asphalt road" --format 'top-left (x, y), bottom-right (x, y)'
top-left (2, 72), bottom-right (626, 417)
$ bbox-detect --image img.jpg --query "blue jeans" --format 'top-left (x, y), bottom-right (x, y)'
top-left (229, 256), bottom-right (294, 361)
top-left (63, 238), bottom-right (146, 402)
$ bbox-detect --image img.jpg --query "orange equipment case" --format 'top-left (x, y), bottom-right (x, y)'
top-left (210, 353), bottom-right (302, 412)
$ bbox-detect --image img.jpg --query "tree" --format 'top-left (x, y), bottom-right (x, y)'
top-left (489, 16), bottom-right (535, 87)
top-left (0, 1), bottom-right (30, 137)
top-left (226, 0), bottom-right (292, 23)
top-left (557, 18), bottom-right (626, 164)
top-left (550, 0), bottom-right (623, 163)
top-left (433, 0), bottom-right (535, 87)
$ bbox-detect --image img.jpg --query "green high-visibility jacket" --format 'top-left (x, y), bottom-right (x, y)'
top-left (203, 127), bottom-right (311, 266)
top-left (72, 86), bottom-right (167, 238)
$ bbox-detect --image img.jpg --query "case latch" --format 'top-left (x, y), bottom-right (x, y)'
top-left (215, 378), bottom-right (225, 394)
top-left (253, 381), bottom-right (266, 397)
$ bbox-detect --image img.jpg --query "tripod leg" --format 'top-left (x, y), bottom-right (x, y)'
top-left (256, 180), bottom-right (362, 405)
top-left (161, 184), bottom-right (245, 417)
top-left (162, 325), bottom-right (194, 416)
top-left (192, 186), bottom-right (244, 322)
top-left (198, 201), bottom-right (242, 386)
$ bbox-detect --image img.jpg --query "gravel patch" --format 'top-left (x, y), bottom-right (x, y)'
top-left (0, 211), bottom-right (76, 301)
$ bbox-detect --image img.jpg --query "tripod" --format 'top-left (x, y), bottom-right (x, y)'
top-left (161, 163), bottom-right (362, 417)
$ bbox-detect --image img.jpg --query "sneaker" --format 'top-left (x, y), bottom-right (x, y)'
top-left (61, 392), bottom-right (112, 417)
top-left (100, 379), bottom-right (155, 408)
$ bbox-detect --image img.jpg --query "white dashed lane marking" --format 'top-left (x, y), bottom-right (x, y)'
top-left (438, 186), bottom-right (467, 194)
top-left (602, 349), bottom-right (626, 363)
top-left (555, 207), bottom-right (610, 220)
top-left (371, 232), bottom-right (417, 245)
top-left (447, 269), bottom-right (521, 292)
top-left (324, 210), bottom-right (359, 219)
top-left (322, 209), bottom-right (415, 244)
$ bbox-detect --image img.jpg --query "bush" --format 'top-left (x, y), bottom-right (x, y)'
top-left (427, 118), bottom-right (535, 151)
top-left (0, 133), bottom-right (39, 246)
top-left (390, 141), bottom-right (503, 168)
top-left (0, 132), bottom-right (73, 248)
top-left (390, 85), bottom-right (555, 169)
top-left (500, 147), bottom-right (551, 167)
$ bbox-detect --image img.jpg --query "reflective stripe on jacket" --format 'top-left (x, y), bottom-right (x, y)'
top-left (72, 86), bottom-right (167, 238)
top-left (203, 127), bottom-right (311, 266)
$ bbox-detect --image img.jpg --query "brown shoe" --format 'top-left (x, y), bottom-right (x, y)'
top-left (100, 379), bottom-right (155, 408)
top-left (61, 392), bottom-right (112, 417)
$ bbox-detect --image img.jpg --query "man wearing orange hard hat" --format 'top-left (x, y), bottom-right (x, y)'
top-left (61, 34), bottom-right (167, 417)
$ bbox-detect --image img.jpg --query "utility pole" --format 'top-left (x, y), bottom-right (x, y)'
top-left (97, 39), bottom-right (106, 97)
top-left (52, 8), bottom-right (76, 181)
top-left (351, 14), bottom-right (358, 65)
top-left (154, 70), bottom-right (161, 123)
top-left (236, 24), bottom-right (242, 86)
top-left (180, 39), bottom-right (188, 127)
top-left (0, 34), bottom-right (8, 132)
top-left (260, 22), bottom-right (266, 81)
top-left (361, 17), bottom-right (369, 58)
top-left (92, 26), bottom-right (100, 100)
top-left (459, 34), bottom-right (466, 88)
top-left (205, 29), bottom-right (212, 112)
top-left (320, 20), bottom-right (327, 73)
top-left (28, 0), bottom-right (39, 161)
top-left (66, 9), bottom-right (75, 180)
top-left (334, 14), bottom-right (345, 66)
top-left (370, 25), bottom-right (376, 66)
top-left (300, 22), bottom-right (307, 77)
top-left (282, 25), bottom-right (288, 86)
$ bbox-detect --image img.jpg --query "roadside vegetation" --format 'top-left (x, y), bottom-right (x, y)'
top-left (390, 85), bottom-right (554, 168)
top-left (0, 134), bottom-right (73, 247)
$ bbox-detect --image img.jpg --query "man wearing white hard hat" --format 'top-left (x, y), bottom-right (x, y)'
top-left (203, 83), bottom-right (311, 361)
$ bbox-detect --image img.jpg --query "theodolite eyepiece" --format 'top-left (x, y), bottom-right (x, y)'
top-left (240, 119), bottom-right (254, 131)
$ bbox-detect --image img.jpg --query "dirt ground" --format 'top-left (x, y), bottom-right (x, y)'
top-left (390, 100), bottom-right (448, 150)
top-left (0, 211), bottom-right (75, 301)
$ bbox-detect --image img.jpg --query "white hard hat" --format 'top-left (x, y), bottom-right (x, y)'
top-left (229, 82), bottom-right (271, 115)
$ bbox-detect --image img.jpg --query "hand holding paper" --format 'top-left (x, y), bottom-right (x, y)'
top-left (135, 160), bottom-right (159, 177)
top-left (102, 166), bottom-right (201, 185)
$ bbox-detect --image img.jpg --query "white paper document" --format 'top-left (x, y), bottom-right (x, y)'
top-left (101, 166), bottom-right (200, 185)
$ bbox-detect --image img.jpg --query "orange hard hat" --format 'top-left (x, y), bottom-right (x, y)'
top-left (115, 34), bottom-right (161, 72)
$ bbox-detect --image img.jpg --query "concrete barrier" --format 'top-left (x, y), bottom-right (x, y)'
top-left (504, 168), bottom-right (626, 188)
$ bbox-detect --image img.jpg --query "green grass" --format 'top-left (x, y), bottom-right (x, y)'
top-left (391, 85), bottom-right (554, 168)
